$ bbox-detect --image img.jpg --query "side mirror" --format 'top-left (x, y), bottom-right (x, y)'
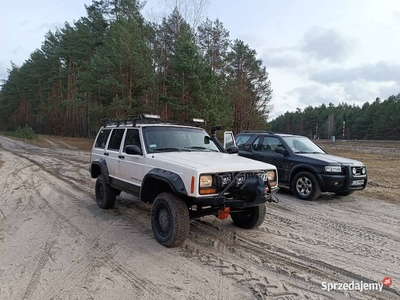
top-left (226, 145), bottom-right (239, 154)
top-left (275, 146), bottom-right (287, 155)
top-left (125, 145), bottom-right (142, 155)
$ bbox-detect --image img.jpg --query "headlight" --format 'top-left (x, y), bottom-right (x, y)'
top-left (199, 175), bottom-right (213, 187)
top-left (199, 174), bottom-right (217, 195)
top-left (267, 170), bottom-right (276, 181)
top-left (362, 167), bottom-right (366, 174)
top-left (325, 166), bottom-right (342, 172)
top-left (266, 170), bottom-right (277, 187)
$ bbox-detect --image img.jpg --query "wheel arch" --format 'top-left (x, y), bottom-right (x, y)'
top-left (140, 168), bottom-right (188, 204)
top-left (90, 158), bottom-right (111, 183)
top-left (289, 165), bottom-right (323, 187)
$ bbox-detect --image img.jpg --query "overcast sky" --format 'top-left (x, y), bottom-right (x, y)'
top-left (1, 0), bottom-right (400, 120)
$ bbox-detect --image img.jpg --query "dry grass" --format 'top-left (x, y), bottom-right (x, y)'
top-left (32, 135), bottom-right (94, 152)
top-left (316, 140), bottom-right (400, 203)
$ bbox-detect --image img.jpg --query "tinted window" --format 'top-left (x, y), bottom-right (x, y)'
top-left (95, 129), bottom-right (111, 149)
top-left (252, 136), bottom-right (262, 151)
top-left (107, 129), bottom-right (125, 151)
top-left (235, 134), bottom-right (252, 149)
top-left (261, 136), bottom-right (282, 151)
top-left (123, 129), bottom-right (141, 152)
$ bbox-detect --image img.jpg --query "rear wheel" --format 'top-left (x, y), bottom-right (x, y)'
top-left (231, 204), bottom-right (266, 229)
top-left (95, 177), bottom-right (116, 209)
top-left (292, 171), bottom-right (321, 201)
top-left (151, 192), bottom-right (190, 247)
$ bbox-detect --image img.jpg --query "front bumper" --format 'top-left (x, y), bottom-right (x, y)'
top-left (317, 166), bottom-right (367, 192)
top-left (192, 177), bottom-right (279, 209)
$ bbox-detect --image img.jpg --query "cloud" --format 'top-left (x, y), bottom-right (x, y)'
top-left (309, 61), bottom-right (400, 84)
top-left (261, 49), bottom-right (302, 69)
top-left (300, 27), bottom-right (353, 63)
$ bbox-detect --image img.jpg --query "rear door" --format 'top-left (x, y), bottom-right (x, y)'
top-left (258, 136), bottom-right (290, 182)
top-left (105, 128), bottom-right (125, 180)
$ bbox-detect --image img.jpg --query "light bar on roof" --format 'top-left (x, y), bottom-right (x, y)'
top-left (191, 118), bottom-right (205, 124)
top-left (142, 114), bottom-right (161, 119)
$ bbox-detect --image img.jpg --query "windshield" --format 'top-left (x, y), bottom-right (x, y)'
top-left (143, 126), bottom-right (220, 153)
top-left (282, 136), bottom-right (325, 154)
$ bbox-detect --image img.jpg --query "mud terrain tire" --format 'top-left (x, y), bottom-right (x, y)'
top-left (95, 177), bottom-right (116, 209)
top-left (151, 192), bottom-right (190, 247)
top-left (231, 204), bottom-right (266, 229)
top-left (292, 171), bottom-right (321, 201)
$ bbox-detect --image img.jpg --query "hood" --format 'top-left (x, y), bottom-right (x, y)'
top-left (298, 153), bottom-right (364, 166)
top-left (148, 151), bottom-right (276, 172)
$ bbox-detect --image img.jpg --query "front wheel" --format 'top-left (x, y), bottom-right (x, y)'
top-left (151, 192), bottom-right (190, 247)
top-left (292, 171), bottom-right (321, 201)
top-left (231, 204), bottom-right (267, 229)
top-left (95, 177), bottom-right (116, 209)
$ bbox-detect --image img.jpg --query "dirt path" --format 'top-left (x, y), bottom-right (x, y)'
top-left (0, 136), bottom-right (399, 300)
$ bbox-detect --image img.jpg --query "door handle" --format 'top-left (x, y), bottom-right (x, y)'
top-left (104, 153), bottom-right (109, 156)
top-left (118, 155), bottom-right (125, 159)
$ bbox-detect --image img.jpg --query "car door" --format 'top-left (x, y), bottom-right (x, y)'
top-left (259, 136), bottom-right (291, 182)
top-left (105, 128), bottom-right (125, 180)
top-left (118, 128), bottom-right (144, 193)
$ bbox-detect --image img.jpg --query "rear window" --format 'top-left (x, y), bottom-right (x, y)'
top-left (94, 129), bottom-right (111, 149)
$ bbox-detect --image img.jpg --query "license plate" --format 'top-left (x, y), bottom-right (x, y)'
top-left (352, 179), bottom-right (364, 186)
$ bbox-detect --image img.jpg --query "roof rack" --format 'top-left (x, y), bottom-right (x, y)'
top-left (101, 114), bottom-right (161, 127)
top-left (101, 114), bottom-right (205, 128)
top-left (242, 130), bottom-right (275, 134)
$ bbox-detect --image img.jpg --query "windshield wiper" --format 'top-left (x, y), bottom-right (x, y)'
top-left (184, 146), bottom-right (218, 152)
top-left (152, 147), bottom-right (189, 152)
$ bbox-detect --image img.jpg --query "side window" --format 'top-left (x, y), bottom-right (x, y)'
top-left (123, 129), bottom-right (141, 152)
top-left (263, 137), bottom-right (282, 151)
top-left (252, 136), bottom-right (262, 151)
top-left (95, 129), bottom-right (111, 149)
top-left (236, 134), bottom-right (252, 149)
top-left (107, 129), bottom-right (125, 151)
top-left (260, 136), bottom-right (272, 152)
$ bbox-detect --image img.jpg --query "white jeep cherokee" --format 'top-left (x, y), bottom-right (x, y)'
top-left (89, 114), bottom-right (279, 247)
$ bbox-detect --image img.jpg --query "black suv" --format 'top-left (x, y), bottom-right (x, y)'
top-left (232, 131), bottom-right (367, 200)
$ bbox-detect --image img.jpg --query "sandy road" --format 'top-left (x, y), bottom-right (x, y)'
top-left (0, 136), bottom-right (399, 300)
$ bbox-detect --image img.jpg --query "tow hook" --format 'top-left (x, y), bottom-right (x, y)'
top-left (267, 195), bottom-right (280, 203)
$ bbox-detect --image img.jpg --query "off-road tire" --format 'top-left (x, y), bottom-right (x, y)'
top-left (231, 204), bottom-right (267, 229)
top-left (95, 177), bottom-right (116, 209)
top-left (151, 192), bottom-right (190, 248)
top-left (292, 171), bottom-right (321, 201)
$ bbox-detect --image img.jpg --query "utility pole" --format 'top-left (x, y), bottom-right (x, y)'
top-left (342, 114), bottom-right (346, 140)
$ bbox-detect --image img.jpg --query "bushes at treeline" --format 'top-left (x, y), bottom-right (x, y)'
top-left (4, 125), bottom-right (37, 140)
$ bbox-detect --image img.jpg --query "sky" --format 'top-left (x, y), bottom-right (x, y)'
top-left (1, 0), bottom-right (400, 120)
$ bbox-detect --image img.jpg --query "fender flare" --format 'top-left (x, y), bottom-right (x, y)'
top-left (140, 168), bottom-right (187, 203)
top-left (90, 157), bottom-right (111, 183)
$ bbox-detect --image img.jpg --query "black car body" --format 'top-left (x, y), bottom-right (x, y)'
top-left (232, 131), bottom-right (367, 200)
